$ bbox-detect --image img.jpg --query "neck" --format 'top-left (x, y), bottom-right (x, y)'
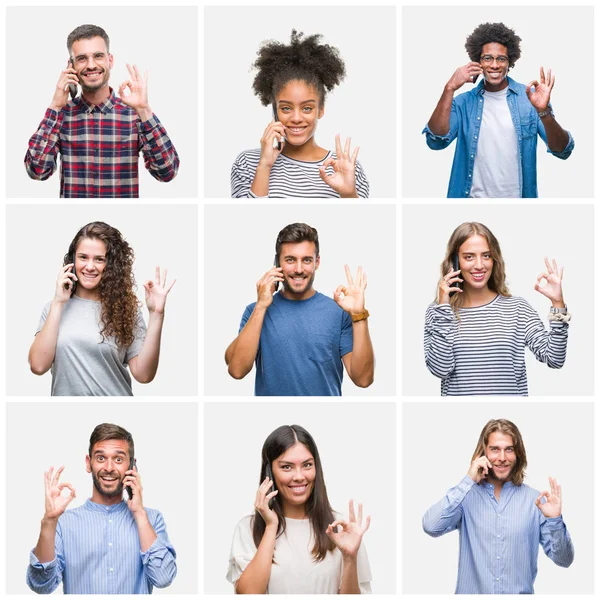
top-left (280, 286), bottom-right (317, 301)
top-left (91, 488), bottom-right (123, 506)
top-left (82, 84), bottom-right (111, 106)
top-left (282, 501), bottom-right (307, 520)
top-left (484, 77), bottom-right (509, 92)
top-left (461, 286), bottom-right (497, 308)
top-left (75, 288), bottom-right (101, 301)
top-left (281, 137), bottom-right (326, 161)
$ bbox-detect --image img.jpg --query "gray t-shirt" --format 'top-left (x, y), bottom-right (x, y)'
top-left (36, 296), bottom-right (146, 396)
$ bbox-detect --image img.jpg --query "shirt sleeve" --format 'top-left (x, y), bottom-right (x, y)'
top-left (36, 302), bottom-right (51, 335)
top-left (422, 99), bottom-right (459, 150)
top-left (239, 304), bottom-right (255, 334)
top-left (125, 307), bottom-right (147, 363)
top-left (137, 114), bottom-right (179, 182)
top-left (226, 516), bottom-right (256, 586)
top-left (140, 510), bottom-right (177, 589)
top-left (424, 303), bottom-right (457, 378)
top-left (339, 311), bottom-right (354, 358)
top-left (26, 520), bottom-right (65, 594)
top-left (25, 108), bottom-right (62, 181)
top-left (539, 514), bottom-right (574, 568)
top-left (423, 475), bottom-right (475, 537)
top-left (231, 152), bottom-right (258, 198)
top-left (354, 160), bottom-right (370, 198)
top-left (536, 106), bottom-right (574, 160)
top-left (522, 300), bottom-right (568, 368)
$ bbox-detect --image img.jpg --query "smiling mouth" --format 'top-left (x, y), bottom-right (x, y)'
top-left (286, 126), bottom-right (308, 134)
top-left (100, 476), bottom-right (118, 482)
top-left (289, 485), bottom-right (308, 495)
top-left (470, 272), bottom-right (486, 281)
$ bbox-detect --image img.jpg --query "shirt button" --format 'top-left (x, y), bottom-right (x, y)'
top-left (496, 578), bottom-right (500, 581)
top-left (474, 135), bottom-right (478, 139)
top-left (470, 154), bottom-right (474, 158)
top-left (109, 519), bottom-right (112, 523)
top-left (497, 535), bottom-right (500, 538)
top-left (109, 568), bottom-right (114, 572)
top-left (497, 556), bottom-right (500, 560)
top-left (109, 542), bottom-right (113, 547)
top-left (480, 99), bottom-right (483, 102)
top-left (477, 117), bottom-right (480, 120)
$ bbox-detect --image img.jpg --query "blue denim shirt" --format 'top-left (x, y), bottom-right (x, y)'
top-left (422, 77), bottom-right (574, 198)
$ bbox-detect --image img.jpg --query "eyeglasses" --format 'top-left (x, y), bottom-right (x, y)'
top-left (71, 52), bottom-right (108, 66)
top-left (480, 55), bottom-right (509, 66)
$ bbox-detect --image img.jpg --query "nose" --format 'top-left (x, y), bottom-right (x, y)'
top-left (290, 109), bottom-right (303, 123)
top-left (293, 259), bottom-right (303, 273)
top-left (474, 256), bottom-right (483, 269)
top-left (499, 449), bottom-right (506, 460)
top-left (82, 259), bottom-right (95, 272)
top-left (292, 467), bottom-right (304, 480)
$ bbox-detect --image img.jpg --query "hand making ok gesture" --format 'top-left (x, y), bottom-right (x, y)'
top-left (334, 265), bottom-right (367, 315)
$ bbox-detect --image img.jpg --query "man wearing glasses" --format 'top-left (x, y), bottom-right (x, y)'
top-left (25, 24), bottom-right (179, 198)
top-left (422, 22), bottom-right (573, 198)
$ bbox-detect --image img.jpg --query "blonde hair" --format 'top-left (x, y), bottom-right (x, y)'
top-left (471, 419), bottom-right (527, 486)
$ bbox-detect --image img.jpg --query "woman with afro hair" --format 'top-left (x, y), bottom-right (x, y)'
top-left (29, 221), bottom-right (176, 396)
top-left (231, 30), bottom-right (369, 198)
top-left (423, 22), bottom-right (573, 198)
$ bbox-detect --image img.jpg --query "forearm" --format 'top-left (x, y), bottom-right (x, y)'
top-left (423, 474), bottom-right (473, 536)
top-left (540, 114), bottom-right (570, 153)
top-left (25, 110), bottom-right (61, 180)
top-left (424, 305), bottom-right (456, 378)
top-left (29, 301), bottom-right (64, 375)
top-left (427, 86), bottom-right (455, 135)
top-left (33, 518), bottom-right (58, 563)
top-left (139, 115), bottom-right (179, 182)
top-left (250, 163), bottom-right (272, 197)
top-left (235, 524), bottom-right (277, 594)
top-left (339, 555), bottom-right (360, 594)
top-left (348, 320), bottom-right (374, 387)
top-left (226, 305), bottom-right (267, 379)
top-left (133, 311), bottom-right (164, 383)
top-left (134, 510), bottom-right (158, 552)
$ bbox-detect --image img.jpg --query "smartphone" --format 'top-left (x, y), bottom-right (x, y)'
top-left (68, 58), bottom-right (78, 100)
top-left (471, 74), bottom-right (480, 84)
top-left (63, 252), bottom-right (77, 292)
top-left (452, 253), bottom-right (463, 291)
top-left (265, 464), bottom-right (276, 508)
top-left (273, 254), bottom-right (280, 292)
top-left (272, 104), bottom-right (284, 150)
top-left (125, 457), bottom-right (137, 500)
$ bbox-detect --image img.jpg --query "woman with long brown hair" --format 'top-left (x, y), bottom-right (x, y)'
top-left (29, 221), bottom-right (175, 395)
top-left (424, 222), bottom-right (569, 396)
top-left (227, 425), bottom-right (371, 593)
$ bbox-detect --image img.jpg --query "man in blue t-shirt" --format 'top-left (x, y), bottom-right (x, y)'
top-left (225, 222), bottom-right (374, 396)
top-left (423, 22), bottom-right (573, 198)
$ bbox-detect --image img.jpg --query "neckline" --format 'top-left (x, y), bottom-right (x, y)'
top-left (278, 150), bottom-right (332, 165)
top-left (459, 293), bottom-right (500, 310)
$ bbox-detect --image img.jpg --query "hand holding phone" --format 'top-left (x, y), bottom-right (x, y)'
top-left (125, 458), bottom-right (137, 500)
top-left (50, 61), bottom-right (79, 112)
top-left (447, 62), bottom-right (483, 92)
top-left (467, 454), bottom-right (492, 483)
top-left (68, 58), bottom-right (78, 99)
top-left (272, 105), bottom-right (286, 150)
top-left (256, 266), bottom-right (284, 309)
top-left (55, 263), bottom-right (77, 303)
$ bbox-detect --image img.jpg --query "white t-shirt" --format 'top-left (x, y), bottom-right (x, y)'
top-left (470, 86), bottom-right (520, 198)
top-left (227, 514), bottom-right (372, 594)
top-left (36, 296), bottom-right (146, 396)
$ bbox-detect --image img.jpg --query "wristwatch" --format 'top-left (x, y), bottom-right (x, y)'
top-left (550, 306), bottom-right (568, 314)
top-left (538, 108), bottom-right (554, 119)
top-left (350, 309), bottom-right (370, 322)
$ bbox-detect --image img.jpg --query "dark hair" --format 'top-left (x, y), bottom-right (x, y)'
top-left (275, 223), bottom-right (319, 260)
top-left (252, 29), bottom-right (346, 106)
top-left (438, 222), bottom-right (510, 313)
top-left (472, 419), bottom-right (527, 486)
top-left (252, 425), bottom-right (335, 561)
top-left (67, 24), bottom-right (110, 54)
top-left (64, 221), bottom-right (139, 348)
top-left (465, 22), bottom-right (522, 68)
top-left (89, 423), bottom-right (134, 459)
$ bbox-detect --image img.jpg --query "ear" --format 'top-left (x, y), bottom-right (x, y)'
top-left (108, 53), bottom-right (114, 71)
top-left (318, 104), bottom-right (325, 120)
top-left (315, 255), bottom-right (321, 270)
top-left (85, 454), bottom-right (92, 474)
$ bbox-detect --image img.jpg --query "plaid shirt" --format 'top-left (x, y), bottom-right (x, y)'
top-left (25, 89), bottom-right (179, 198)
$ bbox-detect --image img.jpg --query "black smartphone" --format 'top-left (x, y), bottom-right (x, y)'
top-left (68, 57), bottom-right (78, 100)
top-left (125, 457), bottom-right (136, 500)
top-left (273, 254), bottom-right (280, 292)
top-left (452, 253), bottom-right (463, 291)
top-left (63, 252), bottom-right (76, 292)
top-left (265, 464), bottom-right (276, 508)
top-left (472, 74), bottom-right (480, 84)
top-left (272, 104), bottom-right (283, 151)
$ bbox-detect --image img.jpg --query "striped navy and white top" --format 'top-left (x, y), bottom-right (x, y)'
top-left (424, 295), bottom-right (568, 396)
top-left (423, 475), bottom-right (574, 594)
top-left (27, 499), bottom-right (176, 594)
top-left (230, 149), bottom-right (370, 198)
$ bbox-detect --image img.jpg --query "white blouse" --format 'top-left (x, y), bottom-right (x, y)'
top-left (227, 515), bottom-right (372, 594)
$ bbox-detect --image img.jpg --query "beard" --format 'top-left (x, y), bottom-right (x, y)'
top-left (91, 470), bottom-right (124, 498)
top-left (79, 69), bottom-right (110, 93)
top-left (486, 463), bottom-right (514, 484)
top-left (282, 272), bottom-right (316, 296)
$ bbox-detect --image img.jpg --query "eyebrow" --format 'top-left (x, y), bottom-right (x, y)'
top-left (278, 99), bottom-right (317, 105)
top-left (93, 449), bottom-right (127, 456)
top-left (77, 253), bottom-right (106, 258)
top-left (283, 255), bottom-right (314, 260)
top-left (277, 458), bottom-right (314, 465)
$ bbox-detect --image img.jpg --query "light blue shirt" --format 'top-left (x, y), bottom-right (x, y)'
top-left (422, 77), bottom-right (574, 198)
top-left (27, 499), bottom-right (176, 594)
top-left (423, 475), bottom-right (574, 594)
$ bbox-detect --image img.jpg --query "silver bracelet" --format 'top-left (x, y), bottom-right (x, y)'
top-left (548, 311), bottom-right (571, 322)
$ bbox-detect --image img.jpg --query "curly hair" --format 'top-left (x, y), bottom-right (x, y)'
top-left (64, 222), bottom-right (139, 348)
top-left (252, 29), bottom-right (346, 106)
top-left (438, 222), bottom-right (511, 313)
top-left (465, 22), bottom-right (522, 68)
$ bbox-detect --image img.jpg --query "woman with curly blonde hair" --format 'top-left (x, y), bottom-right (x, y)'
top-left (29, 222), bottom-right (175, 396)
top-left (424, 222), bottom-right (569, 396)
